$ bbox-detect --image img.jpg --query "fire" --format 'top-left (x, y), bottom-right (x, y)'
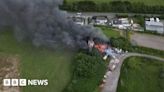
top-left (94, 44), bottom-right (108, 53)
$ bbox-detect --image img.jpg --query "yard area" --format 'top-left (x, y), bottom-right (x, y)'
top-left (66, 0), bottom-right (164, 6)
top-left (117, 57), bottom-right (164, 92)
top-left (96, 26), bottom-right (120, 38)
top-left (0, 29), bottom-right (74, 92)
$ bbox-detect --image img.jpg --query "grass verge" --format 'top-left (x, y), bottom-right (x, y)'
top-left (96, 26), bottom-right (120, 38)
top-left (0, 29), bottom-right (74, 92)
top-left (117, 57), bottom-right (164, 92)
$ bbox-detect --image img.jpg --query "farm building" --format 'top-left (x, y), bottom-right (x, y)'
top-left (110, 18), bottom-right (131, 29)
top-left (91, 16), bottom-right (108, 25)
top-left (72, 16), bottom-right (85, 25)
top-left (145, 18), bottom-right (164, 34)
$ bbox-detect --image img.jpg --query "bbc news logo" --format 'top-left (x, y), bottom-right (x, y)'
top-left (3, 79), bottom-right (48, 86)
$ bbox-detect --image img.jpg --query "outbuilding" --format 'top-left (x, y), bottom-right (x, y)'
top-left (145, 18), bottom-right (164, 34)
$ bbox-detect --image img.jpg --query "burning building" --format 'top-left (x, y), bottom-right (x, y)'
top-left (94, 44), bottom-right (108, 53)
top-left (88, 39), bottom-right (117, 60)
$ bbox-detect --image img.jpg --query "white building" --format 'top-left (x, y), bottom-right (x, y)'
top-left (145, 18), bottom-right (164, 34)
top-left (92, 16), bottom-right (108, 25)
top-left (72, 17), bottom-right (85, 26)
top-left (111, 18), bottom-right (131, 29)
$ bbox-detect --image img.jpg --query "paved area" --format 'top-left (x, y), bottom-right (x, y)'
top-left (131, 33), bottom-right (164, 51)
top-left (67, 12), bottom-right (160, 18)
top-left (102, 53), bottom-right (164, 92)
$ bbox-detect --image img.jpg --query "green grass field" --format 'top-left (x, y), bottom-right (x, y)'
top-left (97, 26), bottom-right (120, 38)
top-left (117, 57), bottom-right (164, 92)
top-left (66, 0), bottom-right (164, 6)
top-left (0, 29), bottom-right (74, 92)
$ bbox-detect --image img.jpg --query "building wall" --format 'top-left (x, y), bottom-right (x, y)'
top-left (145, 21), bottom-right (164, 34)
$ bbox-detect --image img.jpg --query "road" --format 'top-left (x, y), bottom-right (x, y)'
top-left (102, 53), bottom-right (164, 92)
top-left (131, 33), bottom-right (164, 51)
top-left (67, 12), bottom-right (161, 18)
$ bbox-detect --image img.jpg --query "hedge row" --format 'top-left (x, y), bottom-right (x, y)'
top-left (60, 1), bottom-right (164, 14)
top-left (64, 49), bottom-right (107, 92)
top-left (110, 37), bottom-right (164, 58)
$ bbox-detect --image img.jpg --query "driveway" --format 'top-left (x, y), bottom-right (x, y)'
top-left (102, 53), bottom-right (164, 92)
top-left (131, 33), bottom-right (164, 51)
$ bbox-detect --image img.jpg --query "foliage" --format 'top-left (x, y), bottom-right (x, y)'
top-left (132, 15), bottom-right (145, 27)
top-left (110, 37), bottom-right (164, 58)
top-left (66, 0), bottom-right (164, 6)
top-left (159, 15), bottom-right (164, 19)
top-left (61, 0), bottom-right (96, 12)
top-left (61, 0), bottom-right (164, 14)
top-left (64, 49), bottom-right (107, 92)
top-left (117, 57), bottom-right (164, 92)
top-left (131, 46), bottom-right (164, 58)
top-left (110, 37), bottom-right (131, 50)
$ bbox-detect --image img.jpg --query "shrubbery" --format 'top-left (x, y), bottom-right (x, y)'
top-left (110, 37), bottom-right (131, 50)
top-left (60, 1), bottom-right (96, 12)
top-left (131, 46), bottom-right (164, 58)
top-left (110, 37), bottom-right (164, 58)
top-left (61, 0), bottom-right (164, 14)
top-left (64, 49), bottom-right (107, 92)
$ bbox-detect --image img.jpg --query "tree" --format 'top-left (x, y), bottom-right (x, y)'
top-left (64, 49), bottom-right (107, 92)
top-left (74, 49), bottom-right (106, 78)
top-left (110, 37), bottom-right (131, 50)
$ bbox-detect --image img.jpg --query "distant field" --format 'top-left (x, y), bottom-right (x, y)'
top-left (117, 57), bottom-right (164, 92)
top-left (66, 0), bottom-right (164, 6)
top-left (0, 29), bottom-right (74, 92)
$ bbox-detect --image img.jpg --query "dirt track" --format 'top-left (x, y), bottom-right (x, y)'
top-left (0, 55), bottom-right (20, 92)
top-left (131, 33), bottom-right (164, 51)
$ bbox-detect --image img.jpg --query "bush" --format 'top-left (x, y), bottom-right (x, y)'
top-left (159, 15), bottom-right (164, 19)
top-left (72, 1), bottom-right (96, 12)
top-left (64, 49), bottom-right (107, 92)
top-left (110, 37), bottom-right (131, 50)
top-left (133, 15), bottom-right (145, 27)
top-left (110, 37), bottom-right (164, 58)
top-left (131, 46), bottom-right (164, 58)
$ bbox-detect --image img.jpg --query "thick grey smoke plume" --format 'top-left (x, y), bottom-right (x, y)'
top-left (0, 0), bottom-right (107, 49)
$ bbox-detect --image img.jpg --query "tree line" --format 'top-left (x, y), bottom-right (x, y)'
top-left (60, 0), bottom-right (164, 14)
